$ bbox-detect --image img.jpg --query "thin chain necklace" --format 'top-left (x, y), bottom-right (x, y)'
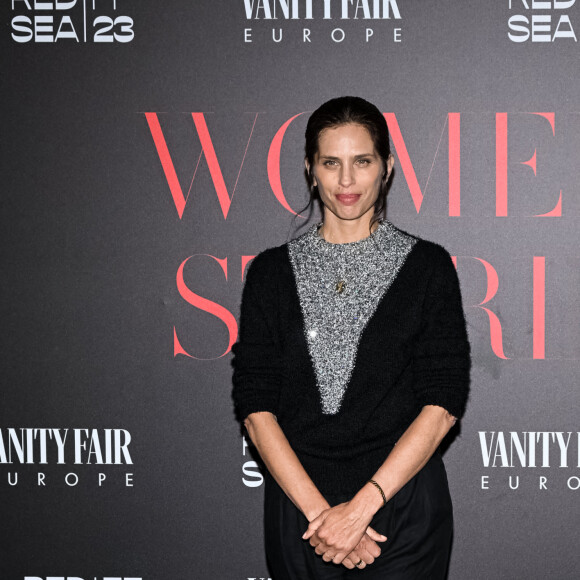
top-left (317, 221), bottom-right (382, 295)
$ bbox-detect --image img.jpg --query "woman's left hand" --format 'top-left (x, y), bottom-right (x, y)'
top-left (302, 500), bottom-right (379, 564)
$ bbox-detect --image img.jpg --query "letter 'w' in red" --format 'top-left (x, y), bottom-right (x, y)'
top-left (145, 113), bottom-right (258, 219)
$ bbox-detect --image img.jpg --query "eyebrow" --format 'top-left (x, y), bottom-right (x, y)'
top-left (319, 153), bottom-right (376, 160)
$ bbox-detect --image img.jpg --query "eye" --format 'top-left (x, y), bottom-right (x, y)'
top-left (323, 160), bottom-right (338, 167)
top-left (356, 158), bottom-right (371, 166)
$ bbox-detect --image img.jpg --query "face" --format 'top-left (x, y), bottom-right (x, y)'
top-left (306, 123), bottom-right (393, 225)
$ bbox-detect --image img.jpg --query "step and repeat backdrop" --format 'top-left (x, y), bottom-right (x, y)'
top-left (2, 1), bottom-right (580, 579)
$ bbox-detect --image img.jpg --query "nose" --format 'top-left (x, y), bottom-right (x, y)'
top-left (339, 164), bottom-right (354, 188)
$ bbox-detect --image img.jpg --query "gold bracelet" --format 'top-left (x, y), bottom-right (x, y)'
top-left (368, 479), bottom-right (387, 507)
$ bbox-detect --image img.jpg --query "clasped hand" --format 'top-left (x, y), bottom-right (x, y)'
top-left (302, 501), bottom-right (387, 569)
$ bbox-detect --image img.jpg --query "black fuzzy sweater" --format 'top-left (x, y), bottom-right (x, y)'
top-left (231, 233), bottom-right (471, 496)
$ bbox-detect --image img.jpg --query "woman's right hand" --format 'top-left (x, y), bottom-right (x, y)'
top-left (341, 526), bottom-right (386, 570)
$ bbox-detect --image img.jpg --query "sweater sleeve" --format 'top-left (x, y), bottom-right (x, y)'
top-left (231, 250), bottom-right (284, 423)
top-left (411, 244), bottom-right (471, 419)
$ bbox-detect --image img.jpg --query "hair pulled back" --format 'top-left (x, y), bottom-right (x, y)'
top-left (303, 96), bottom-right (392, 230)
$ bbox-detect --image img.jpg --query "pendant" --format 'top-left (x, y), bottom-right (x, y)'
top-left (335, 280), bottom-right (346, 294)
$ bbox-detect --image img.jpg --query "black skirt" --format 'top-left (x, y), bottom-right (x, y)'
top-left (264, 452), bottom-right (453, 580)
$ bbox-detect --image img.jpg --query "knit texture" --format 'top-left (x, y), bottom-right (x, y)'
top-left (231, 231), bottom-right (471, 496)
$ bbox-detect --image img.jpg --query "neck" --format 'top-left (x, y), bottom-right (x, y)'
top-left (320, 212), bottom-right (378, 244)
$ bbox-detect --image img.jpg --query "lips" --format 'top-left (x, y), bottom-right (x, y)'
top-left (335, 194), bottom-right (361, 206)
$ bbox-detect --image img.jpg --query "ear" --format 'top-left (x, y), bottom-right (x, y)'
top-left (385, 154), bottom-right (394, 179)
top-left (305, 158), bottom-right (317, 186)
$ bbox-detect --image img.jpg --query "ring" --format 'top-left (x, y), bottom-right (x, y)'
top-left (355, 559), bottom-right (364, 567)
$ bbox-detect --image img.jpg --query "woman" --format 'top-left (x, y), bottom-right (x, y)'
top-left (232, 96), bottom-right (471, 579)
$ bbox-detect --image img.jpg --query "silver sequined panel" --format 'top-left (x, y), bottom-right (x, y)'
top-left (287, 220), bottom-right (418, 415)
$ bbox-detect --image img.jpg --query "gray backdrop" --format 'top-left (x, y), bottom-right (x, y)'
top-left (2, 1), bottom-right (580, 579)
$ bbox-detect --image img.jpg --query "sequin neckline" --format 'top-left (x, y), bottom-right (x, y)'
top-left (314, 222), bottom-right (382, 248)
top-left (287, 219), bottom-right (418, 414)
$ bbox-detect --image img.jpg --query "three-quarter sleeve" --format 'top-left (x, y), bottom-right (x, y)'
top-left (412, 245), bottom-right (471, 419)
top-left (231, 252), bottom-right (284, 423)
